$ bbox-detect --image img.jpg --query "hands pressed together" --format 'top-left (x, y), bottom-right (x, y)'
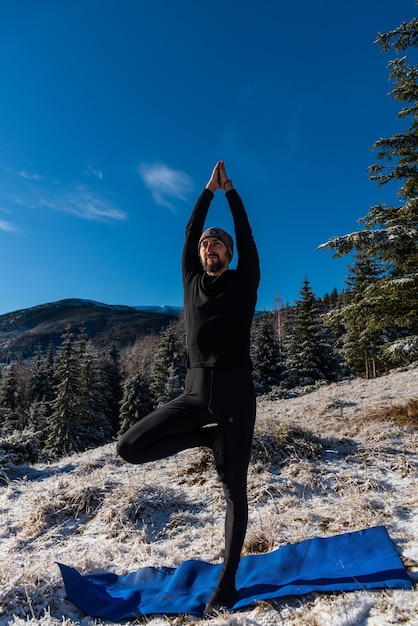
top-left (205, 161), bottom-right (234, 193)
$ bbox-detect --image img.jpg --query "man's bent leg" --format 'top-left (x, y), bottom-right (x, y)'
top-left (117, 368), bottom-right (213, 464)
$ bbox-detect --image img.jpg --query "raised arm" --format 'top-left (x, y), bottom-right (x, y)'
top-left (219, 163), bottom-right (259, 283)
top-left (182, 162), bottom-right (225, 281)
top-left (182, 188), bottom-right (213, 281)
top-left (182, 161), bottom-right (259, 287)
top-left (227, 189), bottom-right (260, 285)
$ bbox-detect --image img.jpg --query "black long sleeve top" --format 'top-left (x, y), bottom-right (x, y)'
top-left (182, 188), bottom-right (260, 369)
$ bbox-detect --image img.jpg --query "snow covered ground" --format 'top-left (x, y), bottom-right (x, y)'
top-left (1, 365), bottom-right (417, 625)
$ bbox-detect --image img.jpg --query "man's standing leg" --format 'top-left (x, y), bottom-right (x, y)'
top-left (205, 368), bottom-right (256, 611)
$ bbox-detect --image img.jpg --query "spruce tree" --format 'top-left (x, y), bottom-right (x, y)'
top-left (337, 251), bottom-right (384, 377)
top-left (283, 278), bottom-right (333, 388)
top-left (322, 288), bottom-right (341, 312)
top-left (0, 365), bottom-right (17, 420)
top-left (101, 345), bottom-right (123, 436)
top-left (30, 345), bottom-right (54, 404)
top-left (0, 360), bottom-right (31, 432)
top-left (150, 320), bottom-right (187, 407)
top-left (27, 345), bottom-right (56, 442)
top-left (0, 365), bottom-right (18, 433)
top-left (77, 347), bottom-right (112, 449)
top-left (320, 15), bottom-right (418, 368)
top-left (251, 313), bottom-right (282, 394)
top-left (46, 326), bottom-right (83, 457)
top-left (119, 371), bottom-right (153, 434)
top-left (156, 363), bottom-right (184, 407)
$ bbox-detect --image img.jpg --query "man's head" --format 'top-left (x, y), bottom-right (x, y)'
top-left (199, 227), bottom-right (233, 276)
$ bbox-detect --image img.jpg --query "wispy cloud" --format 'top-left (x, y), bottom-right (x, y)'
top-left (84, 164), bottom-right (103, 180)
top-left (138, 162), bottom-right (194, 211)
top-left (0, 217), bottom-right (17, 232)
top-left (1, 168), bottom-right (127, 223)
top-left (39, 185), bottom-right (127, 221)
top-left (4, 168), bottom-right (42, 181)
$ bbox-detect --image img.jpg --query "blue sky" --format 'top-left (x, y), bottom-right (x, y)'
top-left (0, 0), bottom-right (416, 316)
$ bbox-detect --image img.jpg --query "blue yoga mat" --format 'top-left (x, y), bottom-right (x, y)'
top-left (58, 526), bottom-right (412, 620)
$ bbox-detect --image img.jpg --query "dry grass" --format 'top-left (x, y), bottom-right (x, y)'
top-left (368, 397), bottom-right (418, 427)
top-left (252, 424), bottom-right (323, 469)
top-left (1, 365), bottom-right (418, 626)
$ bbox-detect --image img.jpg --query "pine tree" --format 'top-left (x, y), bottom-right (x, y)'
top-left (77, 347), bottom-right (112, 449)
top-left (27, 345), bottom-right (56, 442)
top-left (150, 320), bottom-right (187, 407)
top-left (0, 360), bottom-right (31, 433)
top-left (46, 326), bottom-right (83, 457)
top-left (156, 363), bottom-right (184, 407)
top-left (119, 371), bottom-right (153, 434)
top-left (75, 327), bottom-right (112, 447)
top-left (251, 313), bottom-right (282, 394)
top-left (0, 365), bottom-right (18, 433)
top-left (338, 251), bottom-right (384, 376)
top-left (30, 345), bottom-right (55, 404)
top-left (283, 278), bottom-right (334, 388)
top-left (28, 400), bottom-right (50, 441)
top-left (101, 345), bottom-right (123, 436)
top-left (322, 288), bottom-right (341, 311)
top-left (31, 345), bottom-right (54, 398)
top-left (0, 365), bottom-right (17, 414)
top-left (320, 15), bottom-right (418, 368)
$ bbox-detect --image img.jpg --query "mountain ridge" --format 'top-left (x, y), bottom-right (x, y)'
top-left (0, 298), bottom-right (181, 362)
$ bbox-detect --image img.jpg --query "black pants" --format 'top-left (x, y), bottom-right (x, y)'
top-left (117, 367), bottom-right (256, 588)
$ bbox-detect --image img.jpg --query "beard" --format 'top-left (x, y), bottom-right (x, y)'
top-left (202, 256), bottom-right (227, 274)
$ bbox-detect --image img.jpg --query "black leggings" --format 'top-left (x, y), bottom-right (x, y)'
top-left (117, 367), bottom-right (256, 586)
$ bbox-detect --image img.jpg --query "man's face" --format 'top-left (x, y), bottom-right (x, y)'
top-left (199, 237), bottom-right (230, 276)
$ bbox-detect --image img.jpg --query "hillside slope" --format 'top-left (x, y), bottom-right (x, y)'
top-left (0, 299), bottom-right (178, 361)
top-left (0, 365), bottom-right (417, 625)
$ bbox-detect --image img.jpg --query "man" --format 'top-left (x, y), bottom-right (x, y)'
top-left (117, 161), bottom-right (260, 615)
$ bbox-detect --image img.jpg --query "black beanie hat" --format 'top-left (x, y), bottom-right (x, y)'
top-left (198, 227), bottom-right (233, 260)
